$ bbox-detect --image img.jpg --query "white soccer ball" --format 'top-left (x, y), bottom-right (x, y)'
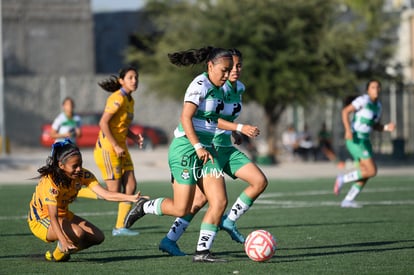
top-left (244, 229), bottom-right (277, 262)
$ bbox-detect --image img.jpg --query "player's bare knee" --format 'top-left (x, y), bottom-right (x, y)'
top-left (174, 208), bottom-right (189, 217)
top-left (258, 177), bottom-right (268, 192)
top-left (251, 177), bottom-right (268, 194)
top-left (216, 198), bottom-right (228, 210)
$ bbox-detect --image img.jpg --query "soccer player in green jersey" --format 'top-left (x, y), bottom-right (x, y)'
top-left (334, 79), bottom-right (395, 208)
top-left (157, 49), bottom-right (266, 256)
top-left (124, 47), bottom-right (259, 262)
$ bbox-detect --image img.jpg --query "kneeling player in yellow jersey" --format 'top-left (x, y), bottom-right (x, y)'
top-left (27, 139), bottom-right (144, 262)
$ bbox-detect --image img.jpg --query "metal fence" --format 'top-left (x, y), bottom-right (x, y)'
top-left (2, 75), bottom-right (413, 158)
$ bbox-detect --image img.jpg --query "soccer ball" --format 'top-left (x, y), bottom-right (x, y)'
top-left (244, 230), bottom-right (277, 262)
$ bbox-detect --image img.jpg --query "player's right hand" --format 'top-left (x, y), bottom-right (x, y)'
top-left (196, 147), bottom-right (213, 165)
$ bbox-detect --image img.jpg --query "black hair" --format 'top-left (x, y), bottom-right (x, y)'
top-left (37, 140), bottom-right (81, 188)
top-left (365, 79), bottom-right (381, 91)
top-left (167, 46), bottom-right (232, 67)
top-left (228, 48), bottom-right (242, 59)
top-left (98, 65), bottom-right (138, 92)
top-left (62, 96), bottom-right (74, 106)
top-left (343, 94), bottom-right (358, 107)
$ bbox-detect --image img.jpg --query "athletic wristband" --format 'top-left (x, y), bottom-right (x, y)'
top-left (193, 143), bottom-right (203, 150)
top-left (384, 124), bottom-right (389, 131)
top-left (236, 124), bottom-right (243, 132)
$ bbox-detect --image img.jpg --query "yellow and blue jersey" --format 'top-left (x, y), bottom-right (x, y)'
top-left (28, 168), bottom-right (99, 221)
top-left (98, 89), bottom-right (134, 150)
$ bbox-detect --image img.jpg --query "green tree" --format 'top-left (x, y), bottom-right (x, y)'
top-left (126, 0), bottom-right (397, 160)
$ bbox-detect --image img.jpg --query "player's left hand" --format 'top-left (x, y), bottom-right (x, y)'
top-left (241, 125), bottom-right (260, 138)
top-left (384, 122), bottom-right (396, 132)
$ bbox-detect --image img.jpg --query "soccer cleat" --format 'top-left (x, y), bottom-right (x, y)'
top-left (159, 236), bottom-right (187, 256)
top-left (44, 250), bottom-right (70, 262)
top-left (333, 175), bottom-right (344, 196)
top-left (220, 215), bottom-right (245, 244)
top-left (340, 200), bottom-right (362, 208)
top-left (192, 250), bottom-right (227, 263)
top-left (124, 197), bottom-right (149, 228)
top-left (112, 227), bottom-right (140, 236)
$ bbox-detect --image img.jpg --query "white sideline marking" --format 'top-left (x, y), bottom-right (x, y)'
top-left (253, 187), bottom-right (414, 208)
top-left (259, 187), bottom-right (414, 198)
top-left (3, 187), bottom-right (413, 220)
top-left (253, 200), bottom-right (414, 209)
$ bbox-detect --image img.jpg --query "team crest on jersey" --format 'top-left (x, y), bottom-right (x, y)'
top-left (113, 101), bottom-right (121, 108)
top-left (49, 187), bottom-right (59, 196)
top-left (181, 169), bottom-right (190, 180)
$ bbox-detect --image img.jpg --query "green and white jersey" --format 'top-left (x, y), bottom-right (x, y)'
top-left (213, 80), bottom-right (245, 147)
top-left (351, 94), bottom-right (382, 139)
top-left (174, 72), bottom-right (224, 146)
top-left (51, 112), bottom-right (82, 143)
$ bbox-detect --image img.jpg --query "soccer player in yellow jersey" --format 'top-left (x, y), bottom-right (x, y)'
top-left (93, 66), bottom-right (144, 236)
top-left (27, 139), bottom-right (142, 262)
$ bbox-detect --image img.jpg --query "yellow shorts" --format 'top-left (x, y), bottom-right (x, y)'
top-left (94, 144), bottom-right (134, 180)
top-left (27, 211), bottom-right (74, 242)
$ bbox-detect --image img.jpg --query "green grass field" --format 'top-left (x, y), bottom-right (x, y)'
top-left (0, 176), bottom-right (413, 275)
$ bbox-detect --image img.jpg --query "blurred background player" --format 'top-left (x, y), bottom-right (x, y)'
top-left (27, 139), bottom-right (142, 262)
top-left (296, 124), bottom-right (316, 161)
top-left (49, 97), bottom-right (82, 144)
top-left (281, 124), bottom-right (299, 161)
top-left (317, 122), bottom-right (340, 164)
top-left (334, 79), bottom-right (395, 208)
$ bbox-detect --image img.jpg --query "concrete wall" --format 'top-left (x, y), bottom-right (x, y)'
top-left (3, 0), bottom-right (95, 75)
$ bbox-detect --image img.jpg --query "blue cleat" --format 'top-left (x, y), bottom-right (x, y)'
top-left (112, 227), bottom-right (140, 236)
top-left (220, 215), bottom-right (245, 244)
top-left (159, 237), bottom-right (186, 256)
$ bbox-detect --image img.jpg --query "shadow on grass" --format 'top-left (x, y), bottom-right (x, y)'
top-left (241, 220), bottom-right (389, 231)
top-left (5, 240), bottom-right (413, 264)
top-left (283, 239), bottom-right (414, 250)
top-left (1, 248), bottom-right (173, 262)
top-left (223, 240), bottom-right (414, 263)
top-left (0, 232), bottom-right (33, 238)
top-left (75, 253), bottom-right (172, 263)
top-left (276, 243), bottom-right (414, 261)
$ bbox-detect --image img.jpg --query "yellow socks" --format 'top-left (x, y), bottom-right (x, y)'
top-left (45, 243), bottom-right (70, 262)
top-left (77, 187), bottom-right (99, 200)
top-left (115, 202), bottom-right (132, 229)
top-left (53, 246), bottom-right (69, 261)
